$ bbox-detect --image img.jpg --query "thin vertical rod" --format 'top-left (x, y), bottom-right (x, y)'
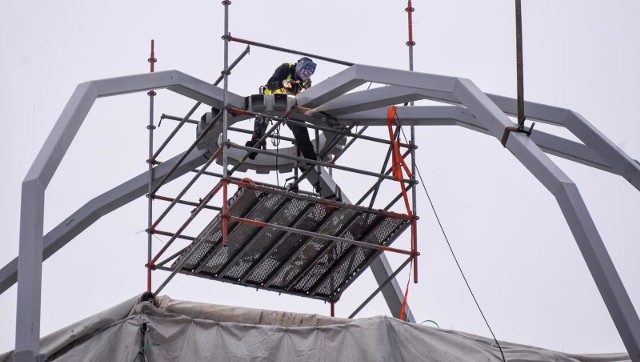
top-left (222, 179), bottom-right (229, 246)
top-left (406, 0), bottom-right (419, 283)
top-left (146, 39), bottom-right (157, 292)
top-left (411, 120), bottom-right (418, 284)
top-left (406, 0), bottom-right (415, 72)
top-left (315, 128), bottom-right (320, 176)
top-left (331, 302), bottom-right (335, 317)
top-left (221, 1), bottom-right (231, 248)
top-left (222, 1), bottom-right (230, 180)
top-left (515, 0), bottom-right (525, 127)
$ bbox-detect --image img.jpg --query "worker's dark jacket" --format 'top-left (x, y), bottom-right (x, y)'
top-left (265, 63), bottom-right (312, 95)
top-left (260, 63), bottom-right (316, 161)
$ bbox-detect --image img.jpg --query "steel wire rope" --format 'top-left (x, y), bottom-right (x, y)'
top-left (394, 112), bottom-right (507, 362)
top-left (270, 118), bottom-right (281, 187)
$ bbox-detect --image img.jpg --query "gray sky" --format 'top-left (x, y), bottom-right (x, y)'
top-left (1, 0), bottom-right (639, 356)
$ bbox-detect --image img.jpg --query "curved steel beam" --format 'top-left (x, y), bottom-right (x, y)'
top-left (15, 70), bottom-right (242, 361)
top-left (309, 81), bottom-right (639, 190)
top-left (12, 65), bottom-right (640, 361)
top-left (0, 149), bottom-right (208, 296)
top-left (297, 64), bottom-right (640, 360)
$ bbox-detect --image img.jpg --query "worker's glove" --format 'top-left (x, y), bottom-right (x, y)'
top-left (282, 79), bottom-right (293, 88)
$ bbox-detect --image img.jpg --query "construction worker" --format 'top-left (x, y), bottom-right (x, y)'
top-left (245, 57), bottom-right (317, 162)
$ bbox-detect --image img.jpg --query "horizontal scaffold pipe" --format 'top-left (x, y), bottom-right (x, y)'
top-left (226, 34), bottom-right (353, 67)
top-left (229, 215), bottom-right (415, 256)
top-left (229, 106), bottom-right (414, 149)
top-left (229, 143), bottom-right (413, 184)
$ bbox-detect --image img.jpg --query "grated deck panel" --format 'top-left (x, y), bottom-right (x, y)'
top-left (171, 186), bottom-right (411, 302)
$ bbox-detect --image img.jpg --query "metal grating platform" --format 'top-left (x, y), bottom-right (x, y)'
top-left (169, 185), bottom-right (412, 302)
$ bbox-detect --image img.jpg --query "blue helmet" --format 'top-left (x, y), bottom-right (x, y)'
top-left (295, 57), bottom-right (316, 81)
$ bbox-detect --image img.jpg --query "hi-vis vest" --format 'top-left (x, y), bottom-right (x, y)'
top-left (262, 64), bottom-right (306, 95)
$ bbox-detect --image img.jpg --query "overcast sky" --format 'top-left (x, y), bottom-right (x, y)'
top-left (1, 0), bottom-right (639, 356)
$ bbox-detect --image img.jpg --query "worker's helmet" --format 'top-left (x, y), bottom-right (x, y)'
top-left (295, 57), bottom-right (316, 81)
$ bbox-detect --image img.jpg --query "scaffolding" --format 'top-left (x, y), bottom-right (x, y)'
top-left (143, 64), bottom-right (420, 313)
top-left (4, 1), bottom-right (640, 361)
top-left (132, 1), bottom-right (421, 321)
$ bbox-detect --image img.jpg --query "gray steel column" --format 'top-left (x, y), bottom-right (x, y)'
top-left (14, 82), bottom-right (95, 362)
top-left (14, 181), bottom-right (45, 362)
top-left (454, 78), bottom-right (640, 362)
top-left (11, 70), bottom-right (239, 361)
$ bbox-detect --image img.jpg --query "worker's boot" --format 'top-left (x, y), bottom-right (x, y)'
top-left (245, 116), bottom-right (267, 160)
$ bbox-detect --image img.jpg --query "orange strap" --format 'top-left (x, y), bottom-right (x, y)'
top-left (386, 106), bottom-right (402, 181)
top-left (399, 258), bottom-right (413, 321)
top-left (386, 106), bottom-right (413, 215)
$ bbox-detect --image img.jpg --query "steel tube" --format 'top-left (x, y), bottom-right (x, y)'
top-left (349, 256), bottom-right (413, 319)
top-left (230, 143), bottom-right (412, 183)
top-left (228, 179), bottom-right (411, 220)
top-left (229, 216), bottom-right (413, 255)
top-left (149, 181), bottom-right (223, 265)
top-left (151, 145), bottom-right (222, 229)
top-left (152, 195), bottom-right (221, 211)
top-left (226, 34), bottom-right (353, 66)
top-left (147, 39), bottom-right (156, 292)
top-left (150, 110), bottom-right (223, 196)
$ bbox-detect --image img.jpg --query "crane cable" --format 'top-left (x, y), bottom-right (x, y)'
top-left (516, 0), bottom-right (525, 129)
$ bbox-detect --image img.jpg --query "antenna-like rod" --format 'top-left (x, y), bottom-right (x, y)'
top-left (515, 0), bottom-right (525, 128)
top-left (406, 0), bottom-right (415, 72)
top-left (405, 0), bottom-right (418, 284)
top-left (146, 39), bottom-right (157, 292)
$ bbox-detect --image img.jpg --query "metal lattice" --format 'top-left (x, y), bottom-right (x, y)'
top-left (170, 186), bottom-right (411, 301)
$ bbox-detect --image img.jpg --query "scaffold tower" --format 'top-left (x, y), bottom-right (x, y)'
top-left (3, 2), bottom-right (640, 361)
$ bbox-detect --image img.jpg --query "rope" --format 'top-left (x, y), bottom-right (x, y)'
top-left (394, 110), bottom-right (507, 362)
top-left (271, 120), bottom-right (280, 187)
top-left (420, 319), bottom-right (440, 328)
top-left (132, 343), bottom-right (160, 362)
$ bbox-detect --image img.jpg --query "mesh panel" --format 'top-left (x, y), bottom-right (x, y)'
top-left (246, 201), bottom-right (333, 284)
top-left (171, 186), bottom-right (411, 301)
top-left (250, 257), bottom-right (280, 282)
top-left (370, 218), bottom-right (405, 245)
top-left (202, 246), bottom-right (229, 274)
top-left (176, 242), bottom-right (213, 270)
top-left (230, 226), bottom-right (284, 279)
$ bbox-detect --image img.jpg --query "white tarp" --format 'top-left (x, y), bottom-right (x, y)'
top-left (1, 295), bottom-right (630, 361)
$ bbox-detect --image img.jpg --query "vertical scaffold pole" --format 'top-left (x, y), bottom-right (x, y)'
top-left (147, 39), bottom-right (157, 292)
top-left (221, 1), bottom-right (231, 246)
top-left (406, 0), bottom-right (418, 283)
top-left (515, 0), bottom-right (525, 128)
top-left (406, 0), bottom-right (415, 73)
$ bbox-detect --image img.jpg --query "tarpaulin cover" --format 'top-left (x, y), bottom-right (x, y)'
top-left (1, 295), bottom-right (630, 361)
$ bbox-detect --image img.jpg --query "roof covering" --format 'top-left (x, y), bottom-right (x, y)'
top-left (0, 295), bottom-right (630, 361)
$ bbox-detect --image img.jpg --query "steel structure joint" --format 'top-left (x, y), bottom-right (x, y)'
top-left (501, 122), bottom-right (536, 147)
